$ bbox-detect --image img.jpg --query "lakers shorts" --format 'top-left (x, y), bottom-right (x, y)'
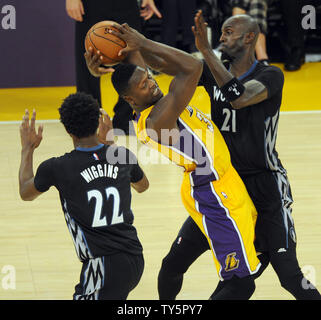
top-left (181, 165), bottom-right (261, 280)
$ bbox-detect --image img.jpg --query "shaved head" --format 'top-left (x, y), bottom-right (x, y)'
top-left (219, 14), bottom-right (261, 60)
top-left (223, 14), bottom-right (260, 42)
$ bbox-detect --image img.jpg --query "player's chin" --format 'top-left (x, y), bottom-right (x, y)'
top-left (218, 46), bottom-right (227, 54)
top-left (152, 91), bottom-right (163, 104)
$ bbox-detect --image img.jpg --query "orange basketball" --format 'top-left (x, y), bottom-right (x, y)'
top-left (85, 21), bottom-right (127, 66)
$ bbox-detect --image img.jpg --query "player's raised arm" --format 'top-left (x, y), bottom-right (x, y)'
top-left (19, 109), bottom-right (43, 201)
top-left (110, 23), bottom-right (203, 135)
top-left (193, 10), bottom-right (268, 109)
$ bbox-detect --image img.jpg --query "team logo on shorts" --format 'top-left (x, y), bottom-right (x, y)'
top-left (224, 252), bottom-right (239, 272)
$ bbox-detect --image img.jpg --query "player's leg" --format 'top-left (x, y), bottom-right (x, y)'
top-left (181, 168), bottom-right (260, 299)
top-left (244, 171), bottom-right (321, 299)
top-left (209, 275), bottom-right (256, 300)
top-left (158, 216), bottom-right (210, 300)
top-left (98, 253), bottom-right (144, 300)
top-left (73, 253), bottom-right (144, 300)
top-left (73, 257), bottom-right (106, 300)
top-left (267, 175), bottom-right (321, 299)
top-left (269, 233), bottom-right (321, 300)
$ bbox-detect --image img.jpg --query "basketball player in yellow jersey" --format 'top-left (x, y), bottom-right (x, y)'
top-left (85, 22), bottom-right (261, 299)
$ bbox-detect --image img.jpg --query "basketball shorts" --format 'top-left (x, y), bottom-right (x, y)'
top-left (181, 165), bottom-right (261, 280)
top-left (241, 170), bottom-right (296, 253)
top-left (73, 252), bottom-right (144, 300)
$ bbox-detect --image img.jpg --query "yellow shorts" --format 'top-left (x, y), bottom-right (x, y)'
top-left (181, 165), bottom-right (260, 280)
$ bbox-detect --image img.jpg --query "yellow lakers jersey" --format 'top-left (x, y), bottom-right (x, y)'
top-left (133, 104), bottom-right (260, 280)
top-left (133, 104), bottom-right (232, 186)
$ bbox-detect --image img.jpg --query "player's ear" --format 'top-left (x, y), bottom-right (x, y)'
top-left (123, 95), bottom-right (135, 106)
top-left (69, 133), bottom-right (77, 143)
top-left (244, 31), bottom-right (255, 44)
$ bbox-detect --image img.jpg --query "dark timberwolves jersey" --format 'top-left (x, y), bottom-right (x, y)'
top-left (200, 60), bottom-right (285, 176)
top-left (34, 144), bottom-right (144, 261)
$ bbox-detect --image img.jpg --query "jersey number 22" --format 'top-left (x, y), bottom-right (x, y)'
top-left (87, 187), bottom-right (123, 227)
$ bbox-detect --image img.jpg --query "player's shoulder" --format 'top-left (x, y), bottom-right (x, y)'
top-left (256, 62), bottom-right (284, 77)
top-left (43, 150), bottom-right (79, 170)
top-left (53, 150), bottom-right (77, 162)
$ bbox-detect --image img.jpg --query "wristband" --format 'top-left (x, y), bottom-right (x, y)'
top-left (220, 78), bottom-right (245, 101)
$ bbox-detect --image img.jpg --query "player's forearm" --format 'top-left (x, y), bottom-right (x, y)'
top-left (202, 50), bottom-right (268, 109)
top-left (19, 148), bottom-right (36, 200)
top-left (140, 38), bottom-right (201, 76)
top-left (201, 48), bottom-right (234, 86)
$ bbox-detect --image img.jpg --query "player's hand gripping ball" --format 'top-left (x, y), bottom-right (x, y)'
top-left (85, 20), bottom-right (127, 66)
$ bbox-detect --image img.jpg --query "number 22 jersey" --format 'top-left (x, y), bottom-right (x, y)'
top-left (34, 144), bottom-right (144, 262)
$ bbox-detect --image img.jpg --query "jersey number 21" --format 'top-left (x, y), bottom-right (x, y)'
top-left (221, 108), bottom-right (236, 133)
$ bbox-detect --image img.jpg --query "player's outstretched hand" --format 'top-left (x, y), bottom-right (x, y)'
top-left (84, 47), bottom-right (115, 77)
top-left (98, 109), bottom-right (115, 145)
top-left (20, 109), bottom-right (43, 151)
top-left (192, 10), bottom-right (211, 53)
top-left (108, 23), bottom-right (146, 57)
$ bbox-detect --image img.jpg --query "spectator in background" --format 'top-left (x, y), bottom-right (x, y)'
top-left (231, 0), bottom-right (270, 64)
top-left (278, 0), bottom-right (305, 71)
top-left (160, 0), bottom-right (198, 53)
top-left (65, 0), bottom-right (161, 134)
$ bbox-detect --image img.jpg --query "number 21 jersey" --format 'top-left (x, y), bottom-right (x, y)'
top-left (200, 60), bottom-right (285, 176)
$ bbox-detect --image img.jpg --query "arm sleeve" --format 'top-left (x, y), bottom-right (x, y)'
top-left (34, 158), bottom-right (56, 192)
top-left (255, 66), bottom-right (284, 99)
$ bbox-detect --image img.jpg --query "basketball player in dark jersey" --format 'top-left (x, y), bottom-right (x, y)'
top-left (18, 92), bottom-right (149, 300)
top-left (157, 11), bottom-right (321, 300)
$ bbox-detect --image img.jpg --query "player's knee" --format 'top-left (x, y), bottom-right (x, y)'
top-left (159, 252), bottom-right (186, 276)
top-left (211, 276), bottom-right (256, 300)
top-left (234, 276), bottom-right (256, 299)
top-left (279, 272), bottom-right (303, 292)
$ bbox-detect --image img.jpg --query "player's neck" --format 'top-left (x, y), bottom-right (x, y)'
top-left (73, 135), bottom-right (101, 149)
top-left (230, 53), bottom-right (256, 78)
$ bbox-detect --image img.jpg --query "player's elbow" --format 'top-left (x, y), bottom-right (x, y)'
top-left (19, 191), bottom-right (35, 201)
top-left (137, 179), bottom-right (149, 193)
top-left (230, 98), bottom-right (247, 109)
top-left (183, 56), bottom-right (203, 76)
top-left (19, 185), bottom-right (40, 201)
top-left (132, 175), bottom-right (149, 193)
top-left (191, 57), bottom-right (203, 76)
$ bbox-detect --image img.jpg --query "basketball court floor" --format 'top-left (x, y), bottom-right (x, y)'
top-left (0, 62), bottom-right (320, 300)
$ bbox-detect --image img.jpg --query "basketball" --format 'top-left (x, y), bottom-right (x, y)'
top-left (85, 21), bottom-right (127, 66)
